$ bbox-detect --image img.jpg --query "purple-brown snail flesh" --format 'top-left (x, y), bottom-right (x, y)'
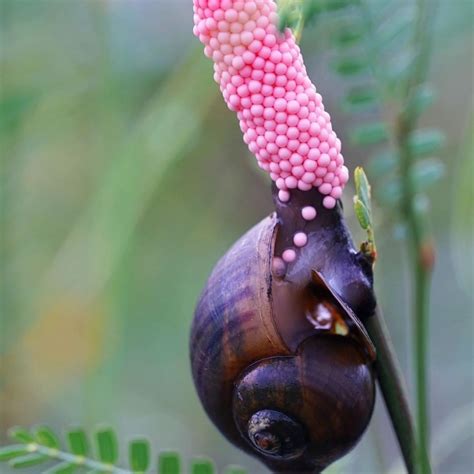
top-left (190, 186), bottom-right (377, 473)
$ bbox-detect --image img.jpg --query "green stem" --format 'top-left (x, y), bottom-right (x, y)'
top-left (28, 443), bottom-right (131, 473)
top-left (399, 109), bottom-right (433, 474)
top-left (414, 260), bottom-right (431, 474)
top-left (397, 1), bottom-right (436, 472)
top-left (398, 165), bottom-right (432, 474)
top-left (366, 308), bottom-right (417, 474)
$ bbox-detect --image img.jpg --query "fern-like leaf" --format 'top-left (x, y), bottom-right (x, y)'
top-left (280, 0), bottom-right (444, 216)
top-left (129, 439), bottom-right (150, 473)
top-left (0, 426), bottom-right (247, 474)
top-left (191, 458), bottom-right (215, 474)
top-left (158, 452), bottom-right (180, 474)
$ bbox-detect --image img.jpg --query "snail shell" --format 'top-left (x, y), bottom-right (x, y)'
top-left (190, 189), bottom-right (376, 473)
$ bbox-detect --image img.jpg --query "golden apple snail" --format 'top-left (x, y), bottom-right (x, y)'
top-left (190, 1), bottom-right (378, 472)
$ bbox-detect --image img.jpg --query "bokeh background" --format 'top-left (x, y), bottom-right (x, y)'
top-left (1, 0), bottom-right (473, 473)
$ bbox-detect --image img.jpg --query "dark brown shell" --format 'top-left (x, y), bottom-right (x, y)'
top-left (190, 206), bottom-right (376, 472)
top-left (190, 215), bottom-right (288, 452)
top-left (233, 336), bottom-right (375, 472)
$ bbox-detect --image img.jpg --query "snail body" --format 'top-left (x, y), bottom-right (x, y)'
top-left (190, 189), bottom-right (377, 473)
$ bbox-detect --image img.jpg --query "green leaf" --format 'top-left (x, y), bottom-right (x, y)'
top-left (378, 8), bottom-right (414, 49)
top-left (158, 451), bottom-right (180, 474)
top-left (408, 129), bottom-right (445, 157)
top-left (67, 429), bottom-right (89, 456)
top-left (278, 8), bottom-right (297, 31)
top-left (368, 149), bottom-right (398, 177)
top-left (191, 458), bottom-right (215, 474)
top-left (8, 427), bottom-right (35, 444)
top-left (354, 166), bottom-right (372, 210)
top-left (350, 122), bottom-right (388, 145)
top-left (412, 159), bottom-right (445, 189)
top-left (95, 428), bottom-right (118, 464)
top-left (0, 445), bottom-right (30, 461)
top-left (405, 84), bottom-right (435, 117)
top-left (301, 0), bottom-right (323, 23)
top-left (224, 466), bottom-right (247, 474)
top-left (34, 426), bottom-right (60, 448)
top-left (43, 462), bottom-right (77, 474)
top-left (331, 57), bottom-right (368, 76)
top-left (129, 439), bottom-right (150, 473)
top-left (343, 86), bottom-right (377, 111)
top-left (354, 197), bottom-right (371, 230)
top-left (321, 0), bottom-right (353, 11)
top-left (9, 453), bottom-right (49, 468)
top-left (332, 26), bottom-right (364, 48)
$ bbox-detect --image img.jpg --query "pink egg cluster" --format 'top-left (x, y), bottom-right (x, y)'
top-left (193, 0), bottom-right (349, 209)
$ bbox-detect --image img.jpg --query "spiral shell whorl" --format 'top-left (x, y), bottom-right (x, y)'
top-left (233, 337), bottom-right (375, 472)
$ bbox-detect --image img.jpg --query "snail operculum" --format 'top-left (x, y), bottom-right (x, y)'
top-left (306, 270), bottom-right (376, 360)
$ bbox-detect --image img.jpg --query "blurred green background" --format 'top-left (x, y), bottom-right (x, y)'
top-left (1, 0), bottom-right (472, 473)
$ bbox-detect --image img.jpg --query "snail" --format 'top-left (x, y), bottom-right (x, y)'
top-left (190, 187), bottom-right (377, 473)
top-left (190, 1), bottom-right (378, 471)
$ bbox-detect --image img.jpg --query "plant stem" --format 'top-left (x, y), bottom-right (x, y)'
top-left (414, 258), bottom-right (431, 474)
top-left (28, 443), bottom-right (131, 473)
top-left (399, 107), bottom-right (433, 474)
top-left (396, 0), bottom-right (436, 472)
top-left (365, 307), bottom-right (417, 474)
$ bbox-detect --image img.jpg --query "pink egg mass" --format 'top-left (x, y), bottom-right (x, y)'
top-left (193, 0), bottom-right (349, 209)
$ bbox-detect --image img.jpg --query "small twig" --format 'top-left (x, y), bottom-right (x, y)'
top-left (366, 307), bottom-right (417, 474)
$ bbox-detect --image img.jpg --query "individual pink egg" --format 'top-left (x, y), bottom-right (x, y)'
top-left (319, 183), bottom-right (332, 195)
top-left (323, 196), bottom-right (336, 209)
top-left (278, 190), bottom-right (290, 202)
top-left (282, 249), bottom-right (297, 263)
top-left (302, 206), bottom-right (317, 220)
top-left (272, 256), bottom-right (287, 277)
top-left (298, 181), bottom-right (312, 191)
top-left (285, 176), bottom-right (298, 189)
top-left (293, 232), bottom-right (308, 247)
